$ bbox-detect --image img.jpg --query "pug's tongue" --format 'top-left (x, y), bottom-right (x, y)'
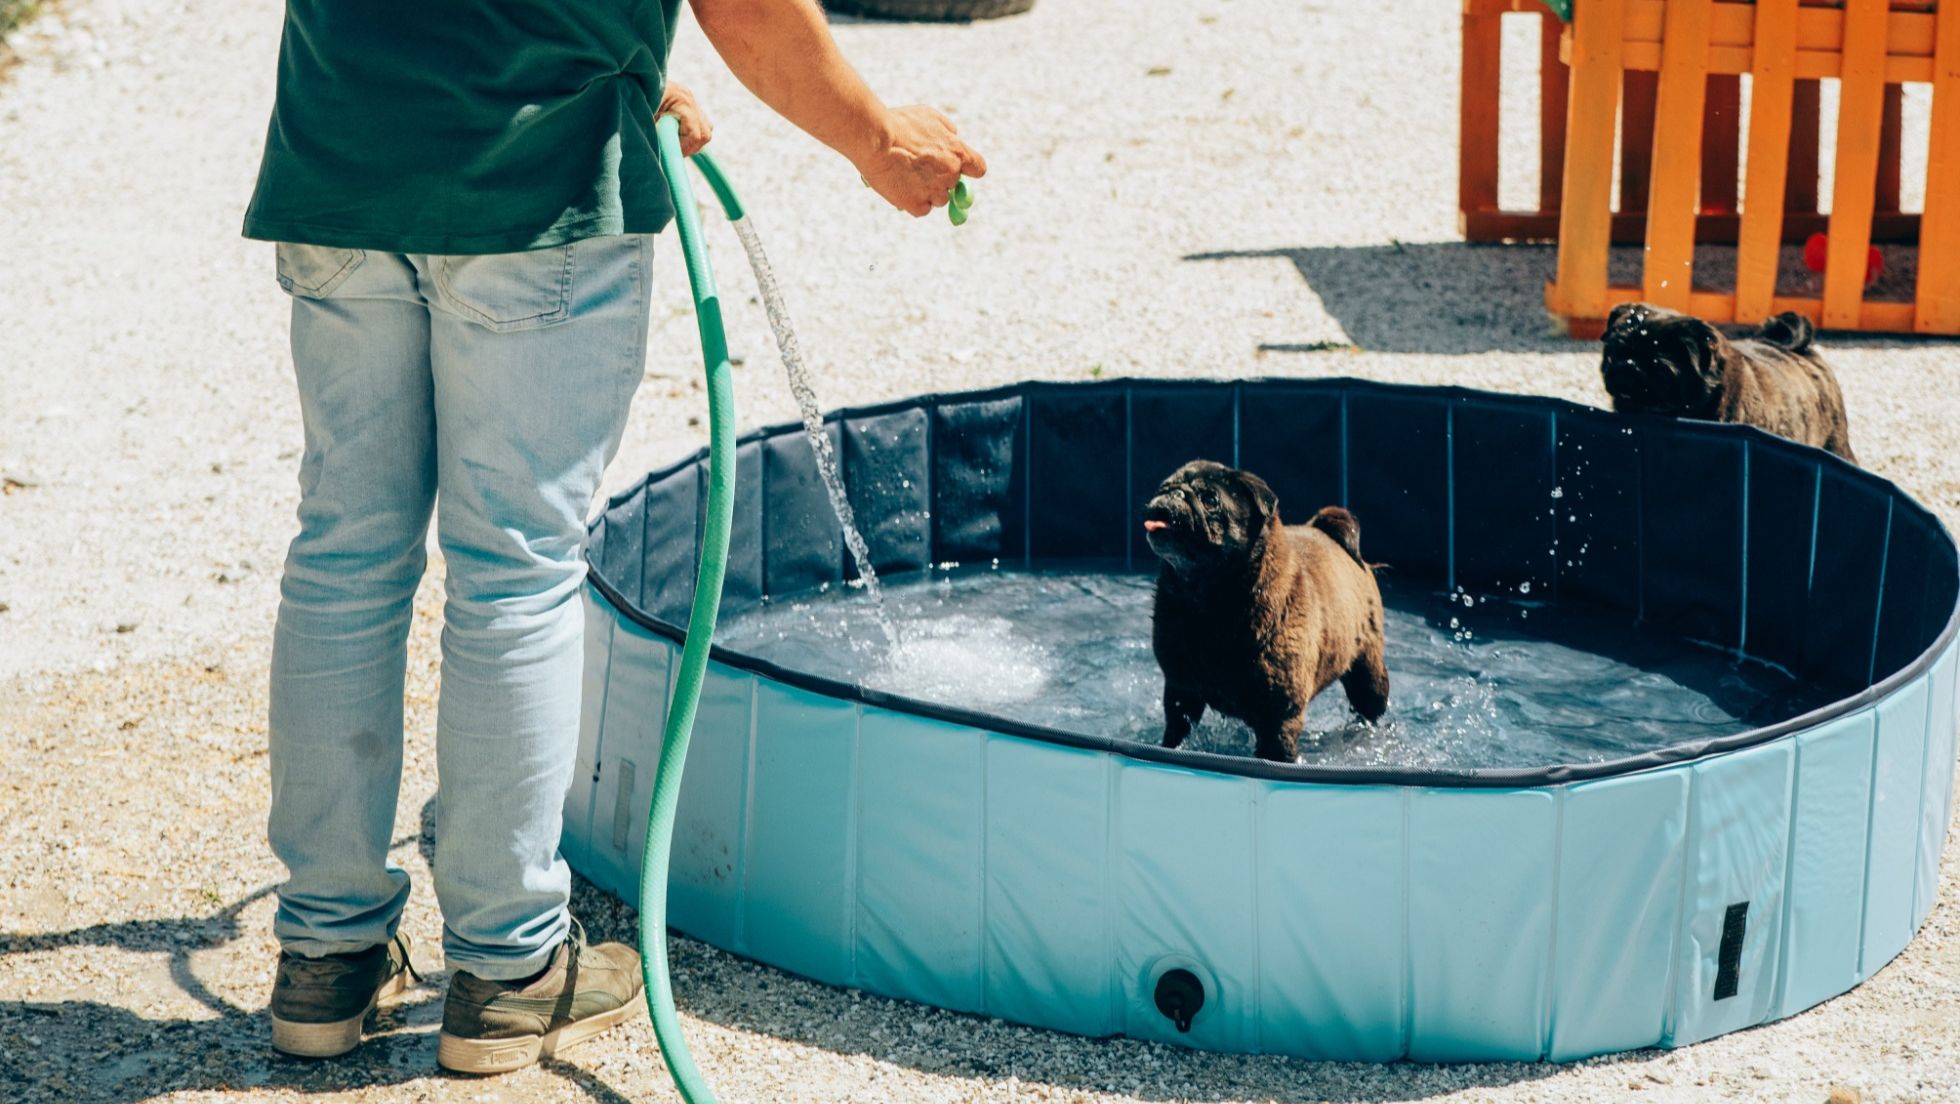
top-left (1143, 520), bottom-right (1169, 533)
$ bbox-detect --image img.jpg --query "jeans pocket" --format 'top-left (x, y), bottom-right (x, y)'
top-left (434, 245), bottom-right (576, 332)
top-left (276, 243), bottom-right (366, 298)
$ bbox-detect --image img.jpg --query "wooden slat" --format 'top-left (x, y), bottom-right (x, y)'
top-left (1642, 0), bottom-right (1714, 310)
top-left (1459, 6), bottom-right (1504, 227)
top-left (1917, 0), bottom-right (1960, 332)
top-left (1878, 84), bottom-right (1904, 213)
top-left (1551, 0), bottom-right (1627, 319)
top-left (1736, 0), bottom-right (1801, 323)
top-left (1822, 0), bottom-right (1890, 330)
top-left (1469, 209), bottom-right (1920, 244)
top-left (1540, 8), bottom-right (1570, 212)
top-left (1702, 73), bottom-right (1742, 213)
top-left (1622, 70), bottom-right (1660, 212)
top-left (1618, 47), bottom-right (1936, 83)
top-left (1789, 79), bottom-right (1822, 212)
top-left (1619, 1), bottom-right (1939, 61)
top-left (1590, 285), bottom-right (1918, 332)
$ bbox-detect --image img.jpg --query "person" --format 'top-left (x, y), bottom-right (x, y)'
top-left (243, 0), bottom-right (986, 1074)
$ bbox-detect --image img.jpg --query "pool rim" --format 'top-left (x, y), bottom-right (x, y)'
top-left (588, 376), bottom-right (1960, 790)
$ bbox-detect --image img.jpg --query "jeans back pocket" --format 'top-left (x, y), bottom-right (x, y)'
top-left (276, 244), bottom-right (366, 299)
top-left (434, 246), bottom-right (576, 332)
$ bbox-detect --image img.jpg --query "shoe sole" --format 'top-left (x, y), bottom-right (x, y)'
top-left (436, 999), bottom-right (642, 1075)
top-left (271, 970), bottom-right (410, 1058)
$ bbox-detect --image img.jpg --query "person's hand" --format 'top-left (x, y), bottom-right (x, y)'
top-left (658, 82), bottom-right (713, 156)
top-left (854, 105), bottom-right (986, 218)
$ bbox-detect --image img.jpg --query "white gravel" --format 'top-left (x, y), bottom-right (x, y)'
top-left (3, 0), bottom-right (1959, 1101)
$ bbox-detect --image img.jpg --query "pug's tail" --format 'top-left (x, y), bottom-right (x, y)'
top-left (1756, 311), bottom-right (1817, 353)
top-left (1309, 506), bottom-right (1366, 566)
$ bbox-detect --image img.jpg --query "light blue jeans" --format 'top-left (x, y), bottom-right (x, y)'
top-left (268, 236), bottom-right (651, 980)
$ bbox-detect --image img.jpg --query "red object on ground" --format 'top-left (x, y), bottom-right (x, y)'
top-left (1802, 232), bottom-right (1883, 287)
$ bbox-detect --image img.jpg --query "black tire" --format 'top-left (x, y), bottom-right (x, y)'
top-left (825, 0), bottom-right (1035, 22)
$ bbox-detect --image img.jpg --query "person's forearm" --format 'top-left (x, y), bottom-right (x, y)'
top-left (689, 0), bottom-right (891, 167)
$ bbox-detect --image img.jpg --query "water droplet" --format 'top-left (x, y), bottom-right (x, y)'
top-left (1519, 581), bottom-right (1532, 594)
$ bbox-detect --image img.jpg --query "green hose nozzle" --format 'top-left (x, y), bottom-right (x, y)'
top-left (857, 173), bottom-right (976, 224)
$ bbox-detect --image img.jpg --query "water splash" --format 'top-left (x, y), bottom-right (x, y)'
top-left (727, 215), bottom-right (895, 644)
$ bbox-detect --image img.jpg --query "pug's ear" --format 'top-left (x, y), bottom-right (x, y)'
top-left (1687, 319), bottom-right (1727, 387)
top-left (1237, 471), bottom-right (1280, 523)
top-left (1605, 302), bottom-right (1649, 336)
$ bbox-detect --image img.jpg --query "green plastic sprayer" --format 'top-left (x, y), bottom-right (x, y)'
top-left (637, 114), bottom-right (969, 1103)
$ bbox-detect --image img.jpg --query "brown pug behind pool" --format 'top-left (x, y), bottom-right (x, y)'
top-left (1600, 302), bottom-right (1857, 461)
top-left (1144, 460), bottom-right (1389, 762)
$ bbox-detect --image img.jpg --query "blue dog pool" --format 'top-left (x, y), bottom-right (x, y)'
top-left (564, 377), bottom-right (1959, 1062)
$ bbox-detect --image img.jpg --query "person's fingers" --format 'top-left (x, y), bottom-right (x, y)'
top-left (956, 142), bottom-right (987, 178)
top-left (680, 111), bottom-right (712, 155)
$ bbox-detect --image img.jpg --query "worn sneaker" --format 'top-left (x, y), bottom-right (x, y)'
top-left (270, 934), bottom-right (420, 1058)
top-left (436, 920), bottom-right (644, 1074)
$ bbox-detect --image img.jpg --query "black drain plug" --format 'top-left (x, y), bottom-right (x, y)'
top-left (1153, 968), bottom-right (1205, 1033)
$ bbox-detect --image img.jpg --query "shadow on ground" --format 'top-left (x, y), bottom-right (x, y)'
top-left (0, 819), bottom-right (636, 1104)
top-left (1194, 241), bottom-right (1954, 356)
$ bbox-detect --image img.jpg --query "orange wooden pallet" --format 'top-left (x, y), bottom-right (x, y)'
top-left (1460, 0), bottom-right (1960, 337)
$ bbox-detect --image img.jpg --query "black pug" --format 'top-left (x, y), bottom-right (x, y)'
top-left (1143, 460), bottom-right (1389, 763)
top-left (1600, 302), bottom-right (1856, 461)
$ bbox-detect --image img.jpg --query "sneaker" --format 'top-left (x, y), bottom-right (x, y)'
top-left (270, 934), bottom-right (420, 1058)
top-left (436, 920), bottom-right (644, 1074)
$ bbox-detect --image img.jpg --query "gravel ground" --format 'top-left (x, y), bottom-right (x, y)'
top-left (3, 0), bottom-right (1959, 1101)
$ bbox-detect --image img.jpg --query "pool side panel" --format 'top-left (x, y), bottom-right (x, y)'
top-left (981, 738), bottom-right (1117, 1037)
top-left (1234, 384), bottom-right (1345, 518)
top-left (855, 711), bottom-right (988, 1014)
top-left (1806, 471), bottom-right (1891, 688)
top-left (1345, 391), bottom-right (1449, 581)
top-left (1919, 642), bottom-right (1960, 928)
top-left (1641, 435), bottom-right (1745, 650)
top-left (666, 663), bottom-right (754, 946)
top-left (641, 462), bottom-right (702, 624)
top-left (1862, 673), bottom-right (1933, 976)
top-left (929, 395), bottom-right (1027, 567)
top-left (1452, 401), bottom-right (1556, 598)
top-left (1745, 447), bottom-right (1821, 675)
top-left (1112, 761), bottom-right (1260, 1054)
top-left (1406, 788), bottom-right (1556, 1062)
top-left (762, 425), bottom-right (844, 597)
top-left (562, 588), bottom-right (618, 887)
top-left (1774, 709), bottom-right (1878, 1019)
top-left (1553, 408), bottom-right (1640, 616)
top-left (843, 409), bottom-right (932, 579)
top-left (1127, 388), bottom-right (1236, 566)
top-left (1669, 740), bottom-right (1794, 1047)
top-left (584, 613), bottom-right (672, 901)
top-left (1028, 390), bottom-right (1126, 562)
top-left (1254, 782), bottom-right (1406, 1060)
top-left (741, 682), bottom-right (857, 986)
top-left (1550, 769), bottom-right (1690, 1060)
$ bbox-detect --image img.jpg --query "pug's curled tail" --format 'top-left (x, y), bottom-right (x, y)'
top-left (1309, 506), bottom-right (1366, 566)
top-left (1756, 311), bottom-right (1817, 353)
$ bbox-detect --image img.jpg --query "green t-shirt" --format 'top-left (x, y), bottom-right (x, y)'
top-left (242, 2), bottom-right (682, 255)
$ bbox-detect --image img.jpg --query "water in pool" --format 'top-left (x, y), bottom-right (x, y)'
top-left (716, 566), bottom-right (1839, 770)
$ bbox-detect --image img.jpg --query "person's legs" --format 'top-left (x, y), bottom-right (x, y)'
top-left (415, 235), bottom-right (652, 981)
top-left (268, 246), bottom-right (436, 958)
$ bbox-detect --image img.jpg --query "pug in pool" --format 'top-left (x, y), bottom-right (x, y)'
top-left (1144, 460), bottom-right (1389, 763)
top-left (1600, 302), bottom-right (1857, 462)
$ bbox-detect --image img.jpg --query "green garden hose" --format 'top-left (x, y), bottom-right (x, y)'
top-left (640, 117), bottom-right (970, 1102)
top-left (640, 114), bottom-right (738, 1104)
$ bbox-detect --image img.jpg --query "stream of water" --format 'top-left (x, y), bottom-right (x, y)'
top-left (728, 216), bottom-right (895, 645)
